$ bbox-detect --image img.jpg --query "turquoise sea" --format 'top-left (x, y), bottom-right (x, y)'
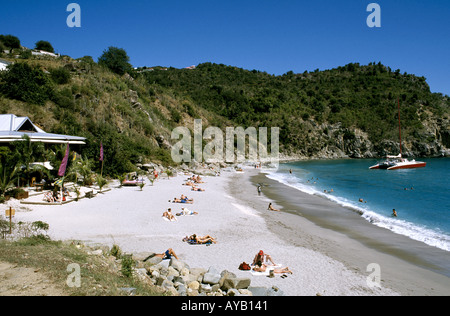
top-left (267, 158), bottom-right (450, 252)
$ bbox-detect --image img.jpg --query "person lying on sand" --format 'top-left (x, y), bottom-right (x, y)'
top-left (172, 197), bottom-right (194, 204)
top-left (162, 208), bottom-right (177, 221)
top-left (252, 264), bottom-right (293, 275)
top-left (179, 207), bottom-right (198, 216)
top-left (144, 248), bottom-right (179, 261)
top-left (267, 203), bottom-right (280, 212)
top-left (183, 181), bottom-right (196, 187)
top-left (253, 250), bottom-right (276, 266)
top-left (181, 194), bottom-right (194, 202)
top-left (193, 175), bottom-right (204, 183)
top-left (183, 234), bottom-right (217, 244)
top-left (191, 187), bottom-right (205, 192)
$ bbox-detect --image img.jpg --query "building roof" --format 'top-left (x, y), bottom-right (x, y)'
top-left (0, 114), bottom-right (86, 145)
top-left (0, 58), bottom-right (12, 71)
top-left (0, 58), bottom-right (12, 65)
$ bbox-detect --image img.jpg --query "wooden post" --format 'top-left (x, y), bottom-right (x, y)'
top-left (6, 207), bottom-right (15, 234)
top-left (9, 207), bottom-right (12, 234)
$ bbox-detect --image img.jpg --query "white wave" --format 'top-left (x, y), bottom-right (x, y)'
top-left (361, 211), bottom-right (450, 252)
top-left (266, 171), bottom-right (450, 252)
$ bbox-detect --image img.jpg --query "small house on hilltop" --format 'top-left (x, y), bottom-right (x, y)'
top-left (31, 50), bottom-right (60, 58)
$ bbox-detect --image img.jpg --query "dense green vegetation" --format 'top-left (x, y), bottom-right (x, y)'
top-left (0, 34), bottom-right (449, 177)
top-left (143, 62), bottom-right (449, 151)
top-left (35, 40), bottom-right (55, 53)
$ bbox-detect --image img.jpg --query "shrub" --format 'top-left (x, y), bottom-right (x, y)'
top-left (0, 35), bottom-right (21, 49)
top-left (0, 63), bottom-right (52, 105)
top-left (50, 67), bottom-right (71, 84)
top-left (19, 49), bottom-right (32, 59)
top-left (98, 47), bottom-right (132, 76)
top-left (35, 40), bottom-right (54, 53)
top-left (121, 254), bottom-right (134, 278)
top-left (110, 244), bottom-right (122, 258)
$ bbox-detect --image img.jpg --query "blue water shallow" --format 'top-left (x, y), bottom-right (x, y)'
top-left (268, 158), bottom-right (450, 251)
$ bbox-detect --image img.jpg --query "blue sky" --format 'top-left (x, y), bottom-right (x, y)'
top-left (1, 0), bottom-right (449, 95)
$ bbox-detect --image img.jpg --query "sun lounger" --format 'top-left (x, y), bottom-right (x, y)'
top-left (122, 179), bottom-right (144, 186)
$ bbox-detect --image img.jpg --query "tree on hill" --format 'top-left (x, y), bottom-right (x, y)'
top-left (0, 63), bottom-right (52, 105)
top-left (35, 40), bottom-right (55, 53)
top-left (0, 34), bottom-right (21, 49)
top-left (98, 46), bottom-right (132, 76)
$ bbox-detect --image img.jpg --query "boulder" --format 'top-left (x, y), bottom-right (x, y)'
top-left (169, 258), bottom-right (187, 272)
top-left (189, 268), bottom-right (207, 282)
top-left (219, 270), bottom-right (236, 287)
top-left (221, 278), bottom-right (251, 291)
top-left (226, 289), bottom-right (240, 296)
top-left (144, 256), bottom-right (162, 266)
top-left (188, 281), bottom-right (200, 291)
top-left (238, 289), bottom-right (253, 296)
top-left (177, 284), bottom-right (187, 296)
top-left (167, 266), bottom-right (180, 278)
top-left (200, 283), bottom-right (213, 294)
top-left (247, 287), bottom-right (268, 296)
top-left (202, 273), bottom-right (221, 285)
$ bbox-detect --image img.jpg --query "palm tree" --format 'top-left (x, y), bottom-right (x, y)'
top-left (13, 135), bottom-right (45, 187)
top-left (96, 174), bottom-right (107, 192)
top-left (0, 147), bottom-right (20, 197)
top-left (70, 155), bottom-right (94, 186)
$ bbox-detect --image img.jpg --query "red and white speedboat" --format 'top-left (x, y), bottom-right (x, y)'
top-left (370, 154), bottom-right (426, 170)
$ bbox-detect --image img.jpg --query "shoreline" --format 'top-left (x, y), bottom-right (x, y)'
top-left (10, 167), bottom-right (449, 296)
top-left (248, 169), bottom-right (450, 295)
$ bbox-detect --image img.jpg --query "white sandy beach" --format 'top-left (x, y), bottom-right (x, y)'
top-left (8, 168), bottom-right (407, 296)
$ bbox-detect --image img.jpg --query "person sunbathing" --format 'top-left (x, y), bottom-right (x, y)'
top-left (183, 181), bottom-right (196, 187)
top-left (185, 234), bottom-right (217, 244)
top-left (162, 208), bottom-right (177, 221)
top-left (172, 197), bottom-right (193, 204)
top-left (181, 194), bottom-right (194, 202)
top-left (193, 175), bottom-right (204, 183)
top-left (180, 207), bottom-right (198, 216)
top-left (252, 264), bottom-right (293, 275)
top-left (191, 187), bottom-right (205, 192)
top-left (144, 248), bottom-right (179, 261)
top-left (253, 250), bottom-right (276, 266)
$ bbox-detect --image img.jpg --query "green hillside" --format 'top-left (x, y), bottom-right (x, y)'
top-left (143, 62), bottom-right (449, 157)
top-left (1, 39), bottom-right (449, 177)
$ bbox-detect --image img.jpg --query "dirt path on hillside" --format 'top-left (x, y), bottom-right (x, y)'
top-left (0, 261), bottom-right (66, 296)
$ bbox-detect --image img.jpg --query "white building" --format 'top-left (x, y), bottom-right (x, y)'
top-left (0, 114), bottom-right (86, 145)
top-left (0, 58), bottom-right (12, 71)
top-left (31, 50), bottom-right (60, 58)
